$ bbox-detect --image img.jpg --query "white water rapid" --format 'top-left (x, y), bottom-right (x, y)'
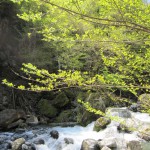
top-left (1, 108), bottom-right (150, 150)
top-left (32, 108), bottom-right (150, 150)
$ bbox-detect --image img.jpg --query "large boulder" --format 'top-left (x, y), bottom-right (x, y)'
top-left (22, 142), bottom-right (36, 150)
top-left (117, 117), bottom-right (142, 133)
top-left (81, 139), bottom-right (100, 150)
top-left (33, 138), bottom-right (45, 145)
top-left (101, 146), bottom-right (111, 150)
top-left (0, 109), bottom-right (26, 129)
top-left (38, 99), bottom-right (58, 118)
top-left (98, 137), bottom-right (117, 148)
top-left (26, 115), bottom-right (39, 125)
top-left (64, 138), bottom-right (74, 144)
top-left (54, 109), bottom-right (76, 123)
top-left (12, 138), bottom-right (25, 150)
top-left (106, 108), bottom-right (131, 118)
top-left (52, 92), bottom-right (70, 108)
top-left (77, 92), bottom-right (110, 126)
top-left (138, 94), bottom-right (150, 113)
top-left (126, 140), bottom-right (142, 150)
top-left (93, 117), bottom-right (111, 132)
top-left (138, 127), bottom-right (150, 141)
top-left (50, 130), bottom-right (59, 139)
top-left (7, 119), bottom-right (24, 129)
top-left (128, 103), bottom-right (141, 112)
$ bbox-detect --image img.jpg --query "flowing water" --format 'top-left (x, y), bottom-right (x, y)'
top-left (1, 108), bottom-right (150, 150)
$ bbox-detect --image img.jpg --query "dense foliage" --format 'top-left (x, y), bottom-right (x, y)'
top-left (3, 0), bottom-right (150, 103)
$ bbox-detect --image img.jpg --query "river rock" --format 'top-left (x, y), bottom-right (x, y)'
top-left (0, 109), bottom-right (26, 129)
top-left (26, 115), bottom-right (39, 125)
top-left (7, 119), bottom-right (24, 129)
top-left (98, 137), bottom-right (117, 148)
top-left (0, 135), bottom-right (12, 150)
top-left (33, 138), bottom-right (45, 144)
top-left (6, 142), bottom-right (12, 149)
top-left (12, 138), bottom-right (25, 150)
top-left (138, 127), bottom-right (150, 141)
top-left (52, 92), bottom-right (70, 108)
top-left (54, 109), bottom-right (76, 123)
top-left (117, 122), bottom-right (132, 133)
top-left (126, 140), bottom-right (142, 150)
top-left (106, 108), bottom-right (131, 118)
top-left (22, 144), bottom-right (28, 150)
top-left (101, 146), bottom-right (111, 150)
top-left (138, 94), bottom-right (150, 112)
top-left (77, 92), bottom-right (108, 126)
top-left (81, 139), bottom-right (100, 150)
top-left (38, 99), bottom-right (58, 118)
top-left (15, 128), bottom-right (26, 133)
top-left (93, 117), bottom-right (111, 132)
top-left (64, 138), bottom-right (74, 144)
top-left (128, 103), bottom-right (140, 112)
top-left (50, 130), bottom-right (59, 139)
top-left (22, 142), bottom-right (36, 150)
top-left (117, 116), bottom-right (142, 133)
top-left (39, 116), bottom-right (48, 124)
top-left (0, 143), bottom-right (11, 150)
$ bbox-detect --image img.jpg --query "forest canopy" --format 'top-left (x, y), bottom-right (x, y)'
top-left (3, 0), bottom-right (150, 99)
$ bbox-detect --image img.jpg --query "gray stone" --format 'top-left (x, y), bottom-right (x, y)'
top-left (98, 137), bottom-right (117, 148)
top-left (101, 146), bottom-right (111, 150)
top-left (50, 130), bottom-right (59, 139)
top-left (26, 115), bottom-right (38, 125)
top-left (127, 140), bottom-right (142, 150)
top-left (22, 144), bottom-right (28, 150)
top-left (0, 109), bottom-right (26, 129)
top-left (81, 139), bottom-right (100, 150)
top-left (39, 116), bottom-right (48, 124)
top-left (12, 138), bottom-right (25, 150)
top-left (138, 127), bottom-right (150, 141)
top-left (38, 99), bottom-right (58, 117)
top-left (64, 138), bottom-right (74, 144)
top-left (129, 103), bottom-right (140, 112)
top-left (33, 138), bottom-right (45, 145)
top-left (15, 128), bottom-right (26, 134)
top-left (7, 119), bottom-right (24, 129)
top-left (54, 109), bottom-right (76, 123)
top-left (93, 117), bottom-right (111, 132)
top-left (52, 92), bottom-right (70, 108)
top-left (138, 94), bottom-right (150, 112)
top-left (22, 142), bottom-right (36, 150)
top-left (107, 108), bottom-right (131, 118)
top-left (77, 92), bottom-right (108, 126)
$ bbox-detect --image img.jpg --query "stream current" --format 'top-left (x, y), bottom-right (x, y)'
top-left (1, 108), bottom-right (150, 150)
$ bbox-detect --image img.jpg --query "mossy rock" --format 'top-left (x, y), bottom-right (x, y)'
top-left (138, 127), bottom-right (150, 141)
top-left (64, 89), bottom-right (79, 101)
top-left (77, 91), bottom-right (113, 112)
top-left (117, 123), bottom-right (132, 133)
top-left (38, 99), bottom-right (58, 118)
top-left (77, 111), bottom-right (99, 126)
top-left (54, 109), bottom-right (76, 123)
top-left (52, 92), bottom-right (70, 108)
top-left (139, 94), bottom-right (150, 113)
top-left (93, 117), bottom-right (111, 132)
top-left (76, 91), bottom-right (111, 126)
